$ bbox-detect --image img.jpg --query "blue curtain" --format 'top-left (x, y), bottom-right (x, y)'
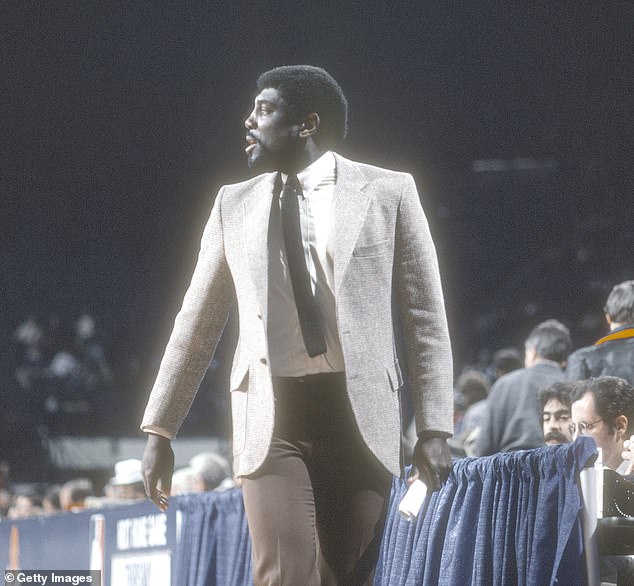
top-left (375, 437), bottom-right (597, 586)
top-left (173, 439), bottom-right (596, 586)
top-left (175, 489), bottom-right (252, 586)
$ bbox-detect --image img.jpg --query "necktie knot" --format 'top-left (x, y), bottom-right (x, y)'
top-left (282, 174), bottom-right (301, 197)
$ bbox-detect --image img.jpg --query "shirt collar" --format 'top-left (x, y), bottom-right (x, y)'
top-left (616, 459), bottom-right (630, 475)
top-left (281, 151), bottom-right (336, 196)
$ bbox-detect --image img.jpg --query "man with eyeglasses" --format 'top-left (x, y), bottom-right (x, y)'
top-left (571, 377), bottom-right (634, 585)
top-left (569, 376), bottom-right (634, 473)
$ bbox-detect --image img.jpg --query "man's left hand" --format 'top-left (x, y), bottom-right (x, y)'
top-left (411, 436), bottom-right (452, 492)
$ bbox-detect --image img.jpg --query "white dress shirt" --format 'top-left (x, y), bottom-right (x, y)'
top-left (267, 150), bottom-right (345, 376)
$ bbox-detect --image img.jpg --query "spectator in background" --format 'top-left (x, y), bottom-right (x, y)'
top-left (570, 376), bottom-right (634, 474)
top-left (42, 485), bottom-right (62, 515)
top-left (13, 315), bottom-right (44, 351)
top-left (106, 458), bottom-right (146, 501)
top-left (12, 315), bottom-right (48, 394)
top-left (579, 377), bottom-right (634, 586)
top-left (538, 381), bottom-right (575, 445)
top-left (168, 452), bottom-right (234, 495)
top-left (171, 466), bottom-right (203, 495)
top-left (0, 488), bottom-right (12, 518)
top-left (450, 370), bottom-right (490, 456)
top-left (59, 478), bottom-right (95, 512)
top-left (189, 451), bottom-right (233, 491)
top-left (13, 311), bottom-right (113, 399)
top-left (74, 310), bottom-right (114, 392)
top-left (12, 310), bottom-right (116, 439)
top-left (567, 280), bottom-right (634, 385)
top-left (46, 325), bottom-right (83, 394)
top-left (473, 319), bottom-right (572, 456)
top-left (43, 322), bottom-right (93, 433)
top-left (491, 346), bottom-right (523, 382)
top-left (172, 452), bottom-right (234, 494)
top-left (456, 370), bottom-right (490, 424)
top-left (171, 467), bottom-right (201, 495)
top-left (7, 493), bottom-right (43, 519)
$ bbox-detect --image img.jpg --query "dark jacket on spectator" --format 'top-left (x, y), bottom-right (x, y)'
top-left (473, 362), bottom-right (565, 456)
top-left (566, 325), bottom-right (634, 385)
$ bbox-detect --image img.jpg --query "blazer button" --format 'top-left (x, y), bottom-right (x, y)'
top-left (260, 358), bottom-right (267, 365)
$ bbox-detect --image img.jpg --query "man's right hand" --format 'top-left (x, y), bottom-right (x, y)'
top-left (142, 433), bottom-right (174, 512)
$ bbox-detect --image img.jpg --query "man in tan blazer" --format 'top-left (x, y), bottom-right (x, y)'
top-left (141, 65), bottom-right (453, 585)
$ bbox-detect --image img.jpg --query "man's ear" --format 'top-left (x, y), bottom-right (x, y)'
top-left (524, 345), bottom-right (537, 368)
top-left (299, 113), bottom-right (320, 138)
top-left (615, 415), bottom-right (628, 438)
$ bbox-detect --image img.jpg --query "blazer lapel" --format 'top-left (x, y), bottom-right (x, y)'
top-left (333, 154), bottom-right (371, 295)
top-left (242, 157), bottom-right (370, 310)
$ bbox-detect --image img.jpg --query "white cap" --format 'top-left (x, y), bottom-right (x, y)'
top-left (110, 458), bottom-right (143, 486)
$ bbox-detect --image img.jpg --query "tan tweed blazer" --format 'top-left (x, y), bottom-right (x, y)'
top-left (141, 153), bottom-right (453, 477)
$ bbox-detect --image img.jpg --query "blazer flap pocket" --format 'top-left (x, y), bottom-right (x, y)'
top-left (352, 239), bottom-right (391, 258)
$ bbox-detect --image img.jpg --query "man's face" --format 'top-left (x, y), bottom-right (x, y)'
top-left (244, 87), bottom-right (301, 171)
top-left (542, 398), bottom-right (572, 445)
top-left (571, 391), bottom-right (624, 470)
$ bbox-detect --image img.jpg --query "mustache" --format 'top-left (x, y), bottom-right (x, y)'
top-left (544, 430), bottom-right (570, 444)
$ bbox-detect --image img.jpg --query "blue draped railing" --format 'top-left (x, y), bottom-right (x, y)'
top-left (375, 438), bottom-right (597, 586)
top-left (175, 487), bottom-right (252, 585)
top-left (0, 438), bottom-right (597, 586)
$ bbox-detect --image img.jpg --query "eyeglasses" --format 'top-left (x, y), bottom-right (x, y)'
top-left (569, 418), bottom-right (603, 436)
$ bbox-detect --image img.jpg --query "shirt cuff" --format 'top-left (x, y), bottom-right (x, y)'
top-left (417, 430), bottom-right (452, 442)
top-left (141, 425), bottom-right (174, 440)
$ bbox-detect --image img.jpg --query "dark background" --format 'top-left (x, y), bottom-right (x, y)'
top-left (2, 2), bottom-right (633, 476)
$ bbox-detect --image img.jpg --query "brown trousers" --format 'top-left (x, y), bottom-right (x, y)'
top-left (241, 373), bottom-right (392, 586)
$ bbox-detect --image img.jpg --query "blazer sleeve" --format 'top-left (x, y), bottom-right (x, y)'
top-left (141, 188), bottom-right (234, 438)
top-left (393, 174), bottom-right (454, 436)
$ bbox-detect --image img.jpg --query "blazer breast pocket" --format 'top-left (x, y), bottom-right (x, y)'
top-left (352, 239), bottom-right (392, 258)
